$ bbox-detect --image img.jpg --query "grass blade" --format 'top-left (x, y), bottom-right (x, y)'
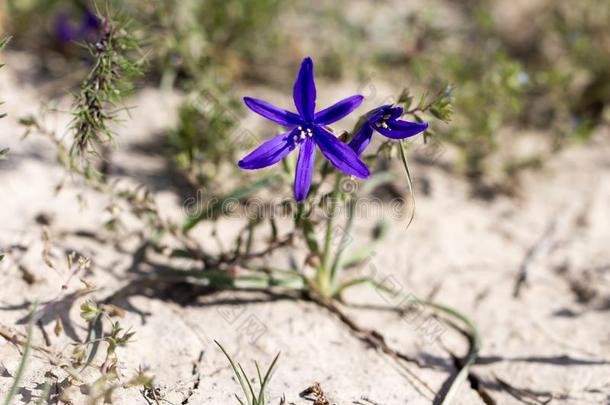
top-left (3, 303), bottom-right (36, 405)
top-left (257, 352), bottom-right (280, 403)
top-left (82, 312), bottom-right (104, 370)
top-left (215, 341), bottom-right (252, 404)
top-left (238, 363), bottom-right (257, 404)
top-left (255, 362), bottom-right (264, 404)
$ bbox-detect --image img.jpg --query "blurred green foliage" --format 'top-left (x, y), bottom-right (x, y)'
top-left (4, 0), bottom-right (609, 190)
top-left (375, 0), bottom-right (610, 186)
top-left (6, 0), bottom-right (284, 81)
top-left (446, 50), bottom-right (527, 178)
top-left (118, 0), bottom-right (284, 83)
top-left (169, 80), bottom-right (244, 187)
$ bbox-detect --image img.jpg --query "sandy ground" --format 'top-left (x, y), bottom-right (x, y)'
top-left (1, 51), bottom-right (610, 405)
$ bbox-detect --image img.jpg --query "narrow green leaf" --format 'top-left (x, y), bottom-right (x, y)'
top-left (0, 36), bottom-right (10, 50)
top-left (255, 362), bottom-right (263, 404)
top-left (3, 303), bottom-right (36, 405)
top-left (301, 219), bottom-right (320, 256)
top-left (399, 140), bottom-right (416, 230)
top-left (238, 363), bottom-right (257, 404)
top-left (215, 341), bottom-right (252, 404)
top-left (257, 352), bottom-right (280, 404)
top-left (330, 199), bottom-right (355, 283)
top-left (82, 313), bottom-right (104, 370)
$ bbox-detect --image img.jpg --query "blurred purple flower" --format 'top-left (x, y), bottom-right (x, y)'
top-left (55, 8), bottom-right (100, 43)
top-left (238, 57), bottom-right (369, 201)
top-left (349, 105), bottom-right (428, 155)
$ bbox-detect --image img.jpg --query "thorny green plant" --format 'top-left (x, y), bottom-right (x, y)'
top-left (18, 6), bottom-right (168, 238)
top-left (216, 341), bottom-right (280, 405)
top-left (68, 5), bottom-right (142, 182)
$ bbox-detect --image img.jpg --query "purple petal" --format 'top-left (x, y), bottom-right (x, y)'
top-left (348, 124), bottom-right (374, 156)
top-left (82, 8), bottom-right (100, 31)
top-left (294, 137), bottom-right (316, 201)
top-left (314, 95), bottom-right (364, 125)
top-left (386, 106), bottom-right (404, 120)
top-left (238, 130), bottom-right (296, 170)
top-left (55, 13), bottom-right (76, 42)
top-left (314, 127), bottom-right (370, 178)
top-left (243, 97), bottom-right (302, 126)
top-left (375, 120), bottom-right (428, 139)
top-left (293, 57), bottom-right (316, 121)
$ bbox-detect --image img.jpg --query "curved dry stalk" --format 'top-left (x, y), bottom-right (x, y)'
top-left (333, 277), bottom-right (481, 404)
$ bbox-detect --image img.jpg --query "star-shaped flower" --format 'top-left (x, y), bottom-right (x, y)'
top-left (348, 105), bottom-right (428, 155)
top-left (238, 57), bottom-right (369, 201)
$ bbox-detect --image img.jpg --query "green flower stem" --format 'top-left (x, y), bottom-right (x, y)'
top-left (329, 198), bottom-right (355, 288)
top-left (319, 173), bottom-right (342, 295)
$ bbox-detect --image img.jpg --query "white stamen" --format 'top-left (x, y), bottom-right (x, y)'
top-left (293, 135), bottom-right (298, 142)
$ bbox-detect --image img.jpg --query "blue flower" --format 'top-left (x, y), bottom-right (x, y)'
top-left (55, 7), bottom-right (100, 44)
top-left (348, 105), bottom-right (429, 155)
top-left (238, 57), bottom-right (369, 201)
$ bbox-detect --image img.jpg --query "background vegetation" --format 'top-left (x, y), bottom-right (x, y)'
top-left (3, 0), bottom-right (608, 195)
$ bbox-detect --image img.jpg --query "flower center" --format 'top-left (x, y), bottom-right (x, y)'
top-left (374, 116), bottom-right (391, 130)
top-left (293, 125), bottom-right (314, 143)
